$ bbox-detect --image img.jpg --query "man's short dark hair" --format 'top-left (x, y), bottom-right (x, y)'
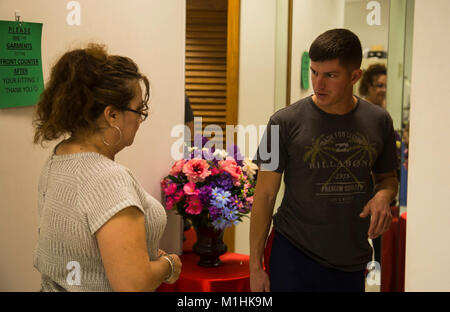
top-left (309, 28), bottom-right (362, 70)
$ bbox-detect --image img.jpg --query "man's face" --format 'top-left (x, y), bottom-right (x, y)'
top-left (310, 59), bottom-right (360, 110)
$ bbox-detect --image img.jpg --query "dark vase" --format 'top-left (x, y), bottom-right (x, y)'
top-left (192, 225), bottom-right (227, 267)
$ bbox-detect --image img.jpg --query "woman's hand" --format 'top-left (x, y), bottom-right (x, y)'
top-left (160, 253), bottom-right (182, 284)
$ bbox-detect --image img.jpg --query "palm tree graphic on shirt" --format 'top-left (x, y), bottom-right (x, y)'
top-left (303, 132), bottom-right (377, 195)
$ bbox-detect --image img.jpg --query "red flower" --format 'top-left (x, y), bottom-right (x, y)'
top-left (182, 159), bottom-right (211, 183)
top-left (218, 158), bottom-right (242, 180)
top-left (185, 195), bottom-right (203, 215)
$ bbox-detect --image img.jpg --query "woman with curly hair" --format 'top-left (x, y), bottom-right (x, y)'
top-left (33, 44), bottom-right (181, 291)
top-left (359, 63), bottom-right (387, 108)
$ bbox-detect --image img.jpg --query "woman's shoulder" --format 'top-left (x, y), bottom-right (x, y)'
top-left (76, 153), bottom-right (134, 183)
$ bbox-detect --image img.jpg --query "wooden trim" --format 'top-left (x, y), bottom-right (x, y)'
top-left (185, 0), bottom-right (239, 253)
top-left (286, 0), bottom-right (293, 107)
top-left (225, 0), bottom-right (240, 126)
top-left (187, 0), bottom-right (228, 11)
top-left (223, 0), bottom-right (241, 253)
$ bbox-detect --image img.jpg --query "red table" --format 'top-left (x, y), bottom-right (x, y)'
top-left (157, 229), bottom-right (251, 292)
top-left (381, 211), bottom-right (407, 292)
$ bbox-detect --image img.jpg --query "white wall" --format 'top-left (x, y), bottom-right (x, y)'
top-left (290, 0), bottom-right (345, 104)
top-left (235, 0), bottom-right (278, 254)
top-left (386, 0), bottom-right (406, 130)
top-left (0, 0), bottom-right (185, 291)
top-left (344, 0), bottom-right (390, 52)
top-left (405, 0), bottom-right (450, 291)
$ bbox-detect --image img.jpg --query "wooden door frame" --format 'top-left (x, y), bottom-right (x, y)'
top-left (223, 0), bottom-right (240, 253)
top-left (286, 0), bottom-right (293, 107)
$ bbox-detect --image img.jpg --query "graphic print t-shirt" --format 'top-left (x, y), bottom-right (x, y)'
top-left (256, 96), bottom-right (398, 272)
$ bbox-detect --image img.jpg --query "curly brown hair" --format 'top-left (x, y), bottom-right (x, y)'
top-left (358, 63), bottom-right (386, 96)
top-left (33, 43), bottom-right (150, 145)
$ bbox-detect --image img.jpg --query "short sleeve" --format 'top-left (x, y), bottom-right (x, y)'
top-left (254, 116), bottom-right (287, 173)
top-left (79, 168), bottom-right (145, 234)
top-left (372, 113), bottom-right (399, 174)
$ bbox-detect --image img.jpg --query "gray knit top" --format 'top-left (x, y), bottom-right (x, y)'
top-left (33, 151), bottom-right (167, 291)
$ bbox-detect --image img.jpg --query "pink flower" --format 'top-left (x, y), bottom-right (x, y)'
top-left (165, 197), bottom-right (175, 210)
top-left (218, 158), bottom-right (242, 180)
top-left (183, 182), bottom-right (199, 196)
top-left (164, 182), bottom-right (177, 196)
top-left (211, 167), bottom-right (221, 175)
top-left (173, 190), bottom-right (184, 202)
top-left (182, 159), bottom-right (211, 183)
top-left (219, 157), bottom-right (237, 167)
top-left (246, 196), bottom-right (254, 204)
top-left (185, 195), bottom-right (203, 215)
top-left (169, 159), bottom-right (186, 176)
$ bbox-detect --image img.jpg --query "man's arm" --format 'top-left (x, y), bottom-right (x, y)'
top-left (249, 170), bottom-right (282, 292)
top-left (360, 170), bottom-right (399, 239)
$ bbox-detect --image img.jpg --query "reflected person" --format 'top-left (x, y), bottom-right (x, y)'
top-left (250, 29), bottom-right (399, 292)
top-left (359, 63), bottom-right (387, 109)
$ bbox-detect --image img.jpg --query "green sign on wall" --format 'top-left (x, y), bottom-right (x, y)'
top-left (301, 52), bottom-right (310, 90)
top-left (0, 20), bottom-right (43, 109)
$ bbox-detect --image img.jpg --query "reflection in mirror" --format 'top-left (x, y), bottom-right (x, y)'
top-left (281, 0), bottom-right (414, 292)
top-left (344, 0), bottom-right (390, 293)
top-left (187, 0), bottom-right (414, 292)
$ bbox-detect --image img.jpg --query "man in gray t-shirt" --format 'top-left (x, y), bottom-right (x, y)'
top-left (250, 29), bottom-right (398, 292)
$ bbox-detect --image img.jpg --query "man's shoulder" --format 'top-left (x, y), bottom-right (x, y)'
top-left (357, 97), bottom-right (391, 119)
top-left (270, 96), bottom-right (312, 123)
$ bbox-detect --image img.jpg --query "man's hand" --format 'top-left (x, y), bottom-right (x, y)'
top-left (360, 193), bottom-right (392, 239)
top-left (360, 170), bottom-right (398, 239)
top-left (250, 268), bottom-right (270, 292)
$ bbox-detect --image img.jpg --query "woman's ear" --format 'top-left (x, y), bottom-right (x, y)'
top-left (103, 105), bottom-right (119, 126)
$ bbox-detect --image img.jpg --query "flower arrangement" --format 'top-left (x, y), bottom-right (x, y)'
top-left (161, 137), bottom-right (258, 231)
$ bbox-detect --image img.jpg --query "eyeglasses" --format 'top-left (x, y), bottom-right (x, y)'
top-left (373, 83), bottom-right (386, 89)
top-left (122, 107), bottom-right (148, 122)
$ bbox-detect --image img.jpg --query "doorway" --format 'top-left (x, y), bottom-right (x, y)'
top-left (185, 0), bottom-right (240, 251)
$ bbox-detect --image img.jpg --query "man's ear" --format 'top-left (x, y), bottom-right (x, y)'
top-left (351, 69), bottom-right (363, 85)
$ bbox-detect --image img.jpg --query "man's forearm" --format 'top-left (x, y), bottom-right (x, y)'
top-left (374, 176), bottom-right (398, 203)
top-left (249, 194), bottom-right (276, 271)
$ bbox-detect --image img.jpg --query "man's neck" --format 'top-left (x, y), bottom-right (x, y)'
top-left (312, 94), bottom-right (358, 115)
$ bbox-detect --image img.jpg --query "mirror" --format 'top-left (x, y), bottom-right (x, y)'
top-left (345, 0), bottom-right (391, 292)
top-left (183, 0), bottom-right (413, 292)
top-left (279, 0), bottom-right (413, 292)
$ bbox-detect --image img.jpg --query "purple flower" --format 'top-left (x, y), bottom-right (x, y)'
top-left (198, 185), bottom-right (212, 207)
top-left (208, 205), bottom-right (222, 221)
top-left (211, 172), bottom-right (233, 190)
top-left (212, 218), bottom-right (229, 230)
top-left (210, 187), bottom-right (231, 209)
top-left (229, 195), bottom-right (241, 208)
